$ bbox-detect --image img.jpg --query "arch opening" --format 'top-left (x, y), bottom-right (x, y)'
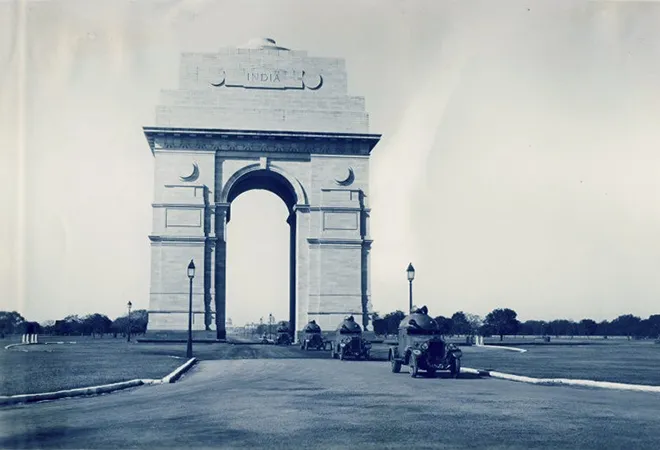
top-left (220, 168), bottom-right (298, 340)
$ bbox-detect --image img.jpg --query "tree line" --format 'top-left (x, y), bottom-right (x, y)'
top-left (0, 310), bottom-right (148, 339)
top-left (371, 308), bottom-right (660, 341)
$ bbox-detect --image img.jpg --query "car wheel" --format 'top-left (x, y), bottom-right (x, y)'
top-left (391, 357), bottom-right (401, 373)
top-left (450, 358), bottom-right (461, 378)
top-left (410, 355), bottom-right (418, 378)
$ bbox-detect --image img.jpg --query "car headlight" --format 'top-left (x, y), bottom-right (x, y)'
top-left (340, 342), bottom-right (346, 347)
top-left (412, 349), bottom-right (422, 356)
top-left (420, 342), bottom-right (429, 351)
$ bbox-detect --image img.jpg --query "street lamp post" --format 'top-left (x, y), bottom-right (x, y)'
top-left (269, 313), bottom-right (273, 340)
top-left (406, 263), bottom-right (415, 313)
top-left (127, 301), bottom-right (132, 342)
top-left (187, 259), bottom-right (195, 358)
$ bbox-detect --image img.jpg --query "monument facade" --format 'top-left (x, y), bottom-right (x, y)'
top-left (144, 38), bottom-right (381, 340)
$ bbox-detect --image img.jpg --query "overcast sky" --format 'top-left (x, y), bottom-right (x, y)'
top-left (1, 0), bottom-right (659, 326)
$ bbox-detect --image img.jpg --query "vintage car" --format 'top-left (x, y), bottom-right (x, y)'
top-left (300, 320), bottom-right (327, 350)
top-left (275, 325), bottom-right (292, 345)
top-left (388, 306), bottom-right (463, 378)
top-left (330, 316), bottom-right (371, 360)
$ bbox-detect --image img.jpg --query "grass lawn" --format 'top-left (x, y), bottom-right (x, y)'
top-left (0, 336), bottom-right (186, 396)
top-left (462, 339), bottom-right (660, 386)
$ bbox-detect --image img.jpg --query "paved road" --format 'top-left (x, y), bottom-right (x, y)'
top-left (1, 345), bottom-right (660, 449)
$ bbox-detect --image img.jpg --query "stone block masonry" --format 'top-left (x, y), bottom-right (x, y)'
top-left (144, 38), bottom-right (381, 340)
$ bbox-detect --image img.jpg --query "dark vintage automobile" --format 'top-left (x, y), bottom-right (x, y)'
top-left (275, 325), bottom-right (292, 345)
top-left (388, 306), bottom-right (463, 378)
top-left (300, 320), bottom-right (327, 351)
top-left (330, 316), bottom-right (371, 360)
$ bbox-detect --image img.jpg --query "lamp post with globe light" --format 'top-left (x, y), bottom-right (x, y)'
top-left (406, 263), bottom-right (415, 313)
top-left (187, 260), bottom-right (195, 358)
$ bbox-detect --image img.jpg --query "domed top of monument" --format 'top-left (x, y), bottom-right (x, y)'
top-left (241, 37), bottom-right (290, 51)
top-left (337, 315), bottom-right (362, 334)
top-left (398, 306), bottom-right (439, 332)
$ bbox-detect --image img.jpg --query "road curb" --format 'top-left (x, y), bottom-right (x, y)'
top-left (480, 369), bottom-right (660, 393)
top-left (161, 357), bottom-right (198, 383)
top-left (0, 379), bottom-right (149, 406)
top-left (0, 357), bottom-right (198, 406)
top-left (475, 344), bottom-right (527, 353)
top-left (462, 367), bottom-right (491, 377)
top-left (4, 341), bottom-right (78, 350)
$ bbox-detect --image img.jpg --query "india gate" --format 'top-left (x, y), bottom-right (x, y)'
top-left (144, 38), bottom-right (380, 340)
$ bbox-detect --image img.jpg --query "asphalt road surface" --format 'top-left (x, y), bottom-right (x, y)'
top-left (1, 344), bottom-right (660, 449)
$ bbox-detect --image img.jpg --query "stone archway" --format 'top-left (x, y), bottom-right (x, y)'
top-left (143, 38), bottom-right (381, 340)
top-left (219, 167), bottom-right (300, 339)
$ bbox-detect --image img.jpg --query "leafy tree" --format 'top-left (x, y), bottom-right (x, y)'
top-left (578, 319), bottom-right (598, 337)
top-left (547, 319), bottom-right (577, 337)
top-left (16, 321), bottom-right (41, 335)
top-left (645, 315), bottom-right (660, 338)
top-left (519, 320), bottom-right (547, 336)
top-left (483, 308), bottom-right (520, 341)
top-left (465, 314), bottom-right (483, 337)
top-left (450, 312), bottom-right (471, 335)
top-left (82, 314), bottom-right (112, 337)
top-left (597, 320), bottom-right (611, 338)
top-left (110, 309), bottom-right (148, 337)
top-left (372, 318), bottom-right (388, 336)
top-left (432, 316), bottom-right (453, 336)
top-left (383, 311), bottom-right (405, 335)
top-left (0, 311), bottom-right (25, 337)
top-left (610, 314), bottom-right (642, 338)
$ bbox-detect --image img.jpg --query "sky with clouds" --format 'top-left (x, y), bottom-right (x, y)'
top-left (1, 0), bottom-right (659, 326)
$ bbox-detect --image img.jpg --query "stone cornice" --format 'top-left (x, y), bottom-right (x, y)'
top-left (149, 235), bottom-right (216, 243)
top-left (311, 206), bottom-right (370, 213)
top-left (307, 238), bottom-right (373, 246)
top-left (143, 127), bottom-right (381, 156)
top-left (152, 203), bottom-right (206, 208)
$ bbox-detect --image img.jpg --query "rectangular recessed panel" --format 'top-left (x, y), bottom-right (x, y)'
top-left (321, 189), bottom-right (358, 207)
top-left (166, 208), bottom-right (202, 227)
top-left (323, 211), bottom-right (358, 230)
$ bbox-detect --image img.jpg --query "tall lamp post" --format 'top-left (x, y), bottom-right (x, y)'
top-left (126, 301), bottom-right (132, 342)
top-left (187, 259), bottom-right (195, 358)
top-left (269, 313), bottom-right (273, 340)
top-left (406, 263), bottom-right (415, 313)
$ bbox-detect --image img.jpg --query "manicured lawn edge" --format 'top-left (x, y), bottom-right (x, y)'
top-left (0, 358), bottom-right (198, 406)
top-left (474, 367), bottom-right (660, 393)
